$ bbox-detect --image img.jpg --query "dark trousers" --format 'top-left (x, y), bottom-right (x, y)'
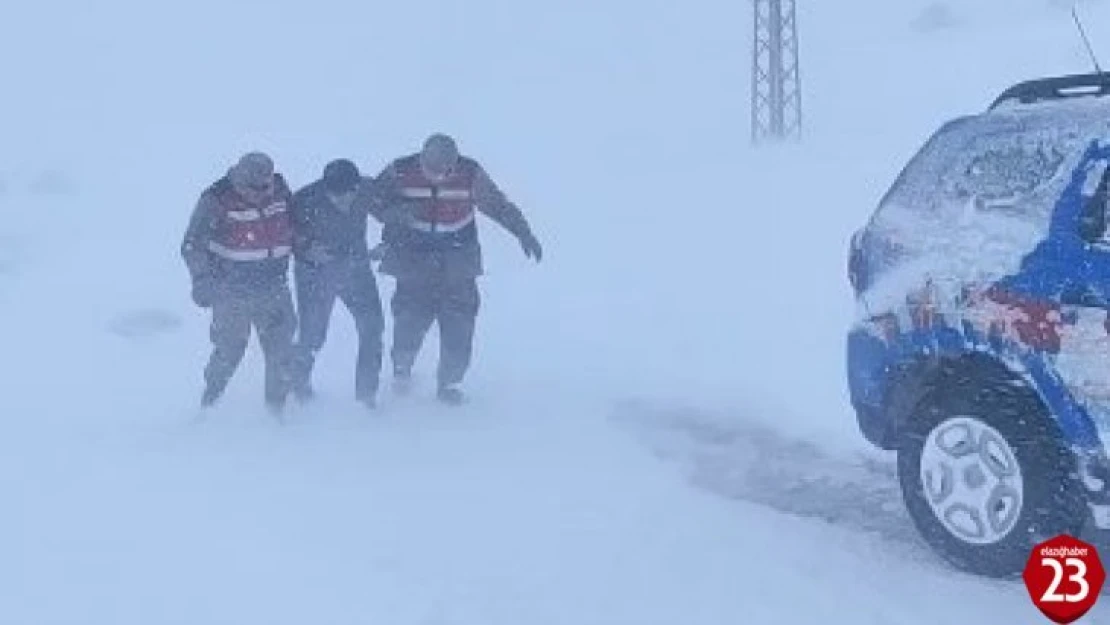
top-left (205, 282), bottom-right (296, 407)
top-left (390, 276), bottom-right (480, 388)
top-left (292, 259), bottom-right (384, 401)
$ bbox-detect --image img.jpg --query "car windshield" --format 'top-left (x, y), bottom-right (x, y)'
top-left (860, 99), bottom-right (1110, 314)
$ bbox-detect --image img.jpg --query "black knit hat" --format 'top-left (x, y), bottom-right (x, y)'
top-left (322, 158), bottom-right (360, 192)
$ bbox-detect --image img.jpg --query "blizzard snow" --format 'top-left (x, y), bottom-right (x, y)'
top-left (3, 0), bottom-right (1110, 623)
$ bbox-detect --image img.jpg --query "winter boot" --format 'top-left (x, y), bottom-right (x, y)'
top-left (266, 397), bottom-right (287, 422)
top-left (200, 384), bottom-right (223, 408)
top-left (357, 384), bottom-right (378, 410)
top-left (292, 381), bottom-right (315, 403)
top-left (392, 367), bottom-right (413, 397)
top-left (436, 384), bottom-right (465, 406)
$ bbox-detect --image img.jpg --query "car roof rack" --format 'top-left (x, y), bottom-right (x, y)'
top-left (988, 72), bottom-right (1110, 110)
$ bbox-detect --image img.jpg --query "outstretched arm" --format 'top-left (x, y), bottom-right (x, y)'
top-left (472, 165), bottom-right (542, 261)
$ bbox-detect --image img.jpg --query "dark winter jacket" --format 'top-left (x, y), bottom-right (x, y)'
top-left (181, 174), bottom-right (294, 292)
top-left (290, 178), bottom-right (377, 266)
top-left (368, 155), bottom-right (537, 281)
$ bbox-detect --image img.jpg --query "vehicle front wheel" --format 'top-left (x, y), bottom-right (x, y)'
top-left (897, 384), bottom-right (1085, 578)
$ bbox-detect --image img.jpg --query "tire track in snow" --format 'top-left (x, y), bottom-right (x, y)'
top-left (613, 399), bottom-right (1110, 582)
top-left (611, 400), bottom-right (937, 554)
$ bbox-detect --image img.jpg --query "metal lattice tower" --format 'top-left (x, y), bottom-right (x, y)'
top-left (751, 0), bottom-right (802, 143)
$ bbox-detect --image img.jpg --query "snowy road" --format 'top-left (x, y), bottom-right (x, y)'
top-left (4, 356), bottom-right (1103, 623)
top-left (0, 229), bottom-right (1104, 622)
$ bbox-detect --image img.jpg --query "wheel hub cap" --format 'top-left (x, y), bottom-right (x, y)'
top-left (919, 416), bottom-right (1024, 545)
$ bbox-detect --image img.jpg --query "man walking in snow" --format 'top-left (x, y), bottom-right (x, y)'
top-left (181, 152), bottom-right (297, 416)
top-left (371, 133), bottom-right (543, 405)
top-left (288, 158), bottom-right (385, 409)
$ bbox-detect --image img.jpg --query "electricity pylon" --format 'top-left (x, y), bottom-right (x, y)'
top-left (751, 0), bottom-right (802, 143)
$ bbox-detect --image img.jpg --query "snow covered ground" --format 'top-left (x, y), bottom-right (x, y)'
top-left (3, 0), bottom-right (1110, 623)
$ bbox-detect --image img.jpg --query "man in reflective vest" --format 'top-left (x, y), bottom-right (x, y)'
top-left (371, 133), bottom-right (543, 405)
top-left (289, 158), bottom-right (385, 409)
top-left (181, 152), bottom-right (298, 415)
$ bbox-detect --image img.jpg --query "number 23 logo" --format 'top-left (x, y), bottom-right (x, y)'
top-left (1041, 558), bottom-right (1091, 604)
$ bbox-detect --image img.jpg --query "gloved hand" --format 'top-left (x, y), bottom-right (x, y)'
top-left (191, 278), bottom-right (215, 308)
top-left (519, 231), bottom-right (543, 262)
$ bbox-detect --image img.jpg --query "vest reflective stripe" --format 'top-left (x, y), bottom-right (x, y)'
top-left (208, 241), bottom-right (292, 261)
top-left (438, 189), bottom-right (471, 200)
top-left (226, 209), bottom-right (259, 221)
top-left (225, 202), bottom-right (288, 222)
top-left (399, 187), bottom-right (472, 201)
top-left (409, 212), bottom-right (476, 233)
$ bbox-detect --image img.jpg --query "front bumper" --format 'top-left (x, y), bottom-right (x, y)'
top-left (847, 326), bottom-right (897, 449)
